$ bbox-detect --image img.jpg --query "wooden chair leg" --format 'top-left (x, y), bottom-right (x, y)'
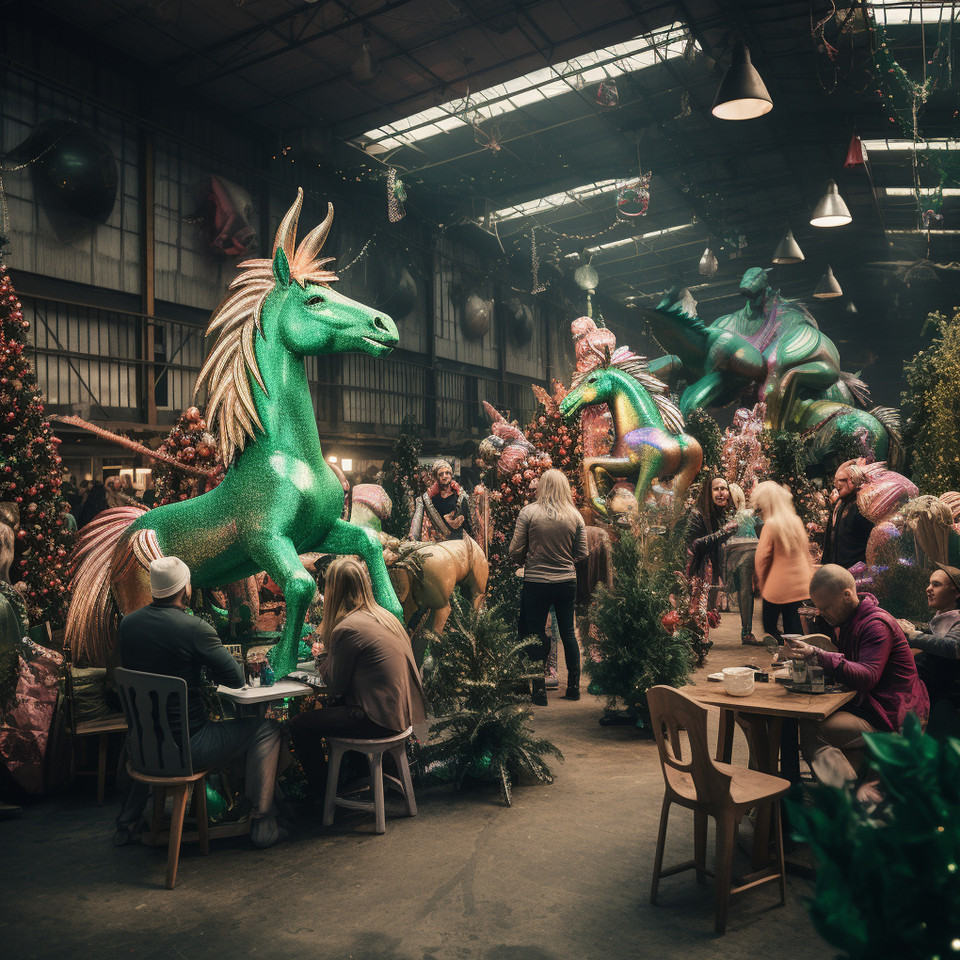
top-left (389, 744), bottom-right (417, 817)
top-left (694, 810), bottom-right (708, 884)
top-left (151, 785), bottom-right (166, 839)
top-left (195, 778), bottom-right (209, 856)
top-left (772, 800), bottom-right (786, 905)
top-left (322, 744), bottom-right (345, 827)
top-left (713, 810), bottom-right (739, 936)
top-left (369, 752), bottom-right (386, 835)
top-left (97, 733), bottom-right (109, 806)
top-left (650, 796), bottom-right (671, 905)
top-left (165, 784), bottom-right (189, 890)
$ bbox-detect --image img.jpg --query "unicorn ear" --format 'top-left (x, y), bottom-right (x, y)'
top-left (273, 246), bottom-right (291, 287)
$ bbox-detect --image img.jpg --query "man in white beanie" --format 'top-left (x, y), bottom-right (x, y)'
top-left (114, 556), bottom-right (286, 849)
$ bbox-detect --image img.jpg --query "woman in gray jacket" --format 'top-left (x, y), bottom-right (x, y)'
top-left (510, 469), bottom-right (589, 704)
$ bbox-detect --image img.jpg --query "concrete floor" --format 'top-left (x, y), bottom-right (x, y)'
top-left (2, 610), bottom-right (833, 960)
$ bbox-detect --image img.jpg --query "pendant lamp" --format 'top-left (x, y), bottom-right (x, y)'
top-left (772, 227), bottom-right (804, 264)
top-left (810, 180), bottom-right (852, 227)
top-left (711, 44), bottom-right (773, 120)
top-left (698, 247), bottom-right (718, 276)
top-left (813, 265), bottom-right (843, 299)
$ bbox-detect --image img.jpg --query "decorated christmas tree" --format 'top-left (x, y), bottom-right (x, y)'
top-left (581, 524), bottom-right (700, 729)
top-left (423, 594), bottom-right (562, 806)
top-left (902, 306), bottom-right (960, 493)
top-left (527, 382), bottom-right (583, 507)
top-left (762, 428), bottom-right (826, 535)
top-left (0, 267), bottom-right (71, 626)
top-left (153, 405), bottom-right (224, 506)
top-left (684, 406), bottom-right (724, 479)
top-left (382, 414), bottom-right (425, 540)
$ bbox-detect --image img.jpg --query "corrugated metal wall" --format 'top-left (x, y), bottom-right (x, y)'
top-left (3, 19), bottom-right (570, 447)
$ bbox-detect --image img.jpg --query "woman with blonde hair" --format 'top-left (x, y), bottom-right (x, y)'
top-left (289, 557), bottom-right (427, 801)
top-left (750, 481), bottom-right (815, 642)
top-left (510, 469), bottom-right (588, 704)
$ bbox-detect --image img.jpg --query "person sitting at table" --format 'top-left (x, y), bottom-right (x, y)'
top-left (896, 564), bottom-right (960, 733)
top-left (785, 565), bottom-right (928, 801)
top-left (289, 556), bottom-right (427, 802)
top-left (115, 556), bottom-right (286, 849)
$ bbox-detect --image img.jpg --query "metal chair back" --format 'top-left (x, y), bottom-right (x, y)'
top-left (114, 668), bottom-right (194, 778)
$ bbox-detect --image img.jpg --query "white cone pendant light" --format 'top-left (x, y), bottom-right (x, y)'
top-left (772, 228), bottom-right (804, 264)
top-left (711, 44), bottom-right (773, 120)
top-left (810, 180), bottom-right (852, 227)
top-left (698, 247), bottom-right (718, 276)
top-left (813, 265), bottom-right (843, 299)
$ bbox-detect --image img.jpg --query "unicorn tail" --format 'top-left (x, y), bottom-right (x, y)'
top-left (65, 506), bottom-right (147, 666)
top-left (870, 405), bottom-right (905, 469)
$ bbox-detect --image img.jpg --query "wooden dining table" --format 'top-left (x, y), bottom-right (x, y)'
top-left (683, 678), bottom-right (856, 869)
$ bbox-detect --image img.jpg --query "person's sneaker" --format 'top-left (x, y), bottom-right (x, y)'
top-left (250, 815), bottom-right (289, 849)
top-left (741, 633), bottom-right (763, 646)
top-left (112, 820), bottom-right (145, 847)
top-left (544, 668), bottom-right (560, 690)
top-left (531, 679), bottom-right (548, 706)
top-left (561, 687), bottom-right (580, 701)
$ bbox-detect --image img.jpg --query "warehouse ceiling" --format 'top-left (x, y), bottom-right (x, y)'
top-left (8, 0), bottom-right (960, 383)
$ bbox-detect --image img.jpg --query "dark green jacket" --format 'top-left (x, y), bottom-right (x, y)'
top-left (118, 602), bottom-right (242, 733)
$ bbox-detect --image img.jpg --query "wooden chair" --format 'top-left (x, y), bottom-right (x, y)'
top-left (646, 685), bottom-right (790, 935)
top-left (64, 666), bottom-right (127, 805)
top-left (323, 727), bottom-right (417, 834)
top-left (114, 668), bottom-right (209, 889)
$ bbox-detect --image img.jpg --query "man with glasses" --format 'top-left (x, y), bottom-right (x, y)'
top-left (821, 460), bottom-right (874, 569)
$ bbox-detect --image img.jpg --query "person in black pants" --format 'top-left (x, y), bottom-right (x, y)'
top-left (510, 470), bottom-right (589, 704)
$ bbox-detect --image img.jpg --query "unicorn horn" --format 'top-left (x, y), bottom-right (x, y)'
top-left (274, 188), bottom-right (304, 261)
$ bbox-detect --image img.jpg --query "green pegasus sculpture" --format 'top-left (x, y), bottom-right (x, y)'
top-left (642, 267), bottom-right (900, 462)
top-left (66, 190), bottom-right (403, 676)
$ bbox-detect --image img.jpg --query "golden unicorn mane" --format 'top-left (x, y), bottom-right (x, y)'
top-left (195, 188), bottom-right (338, 465)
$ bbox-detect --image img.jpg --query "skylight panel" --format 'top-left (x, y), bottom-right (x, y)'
top-left (483, 178), bottom-right (622, 224)
top-left (360, 22), bottom-right (694, 150)
top-left (583, 222), bottom-right (695, 257)
top-left (884, 187), bottom-right (960, 196)
top-left (862, 138), bottom-right (957, 152)
top-left (869, 2), bottom-right (960, 26)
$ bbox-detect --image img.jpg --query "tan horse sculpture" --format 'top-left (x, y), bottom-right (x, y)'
top-left (382, 533), bottom-right (488, 664)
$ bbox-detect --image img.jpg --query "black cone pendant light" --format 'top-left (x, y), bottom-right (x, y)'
top-left (712, 44), bottom-right (773, 120)
top-left (813, 265), bottom-right (843, 299)
top-left (772, 228), bottom-right (804, 264)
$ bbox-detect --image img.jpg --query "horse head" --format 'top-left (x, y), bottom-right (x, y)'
top-left (268, 244), bottom-right (398, 360)
top-left (560, 367), bottom-right (613, 419)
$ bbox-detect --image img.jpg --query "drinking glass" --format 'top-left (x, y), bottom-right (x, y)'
top-left (808, 664), bottom-right (825, 692)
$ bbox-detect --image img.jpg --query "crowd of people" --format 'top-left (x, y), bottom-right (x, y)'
top-left (681, 458), bottom-right (957, 802)
top-left (53, 444), bottom-right (955, 846)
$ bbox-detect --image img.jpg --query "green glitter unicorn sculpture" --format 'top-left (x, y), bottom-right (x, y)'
top-left (66, 190), bottom-right (403, 676)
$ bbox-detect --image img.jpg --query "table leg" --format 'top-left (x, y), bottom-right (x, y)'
top-left (716, 708), bottom-right (735, 763)
top-left (742, 714), bottom-right (782, 870)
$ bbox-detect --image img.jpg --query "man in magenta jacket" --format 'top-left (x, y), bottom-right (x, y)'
top-left (785, 564), bottom-right (929, 796)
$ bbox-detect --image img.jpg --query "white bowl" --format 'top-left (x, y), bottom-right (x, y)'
top-left (722, 666), bottom-right (756, 697)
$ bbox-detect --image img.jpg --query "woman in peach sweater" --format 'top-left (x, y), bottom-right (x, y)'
top-left (750, 481), bottom-right (815, 642)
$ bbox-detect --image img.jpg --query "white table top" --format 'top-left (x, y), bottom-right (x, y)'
top-left (216, 679), bottom-right (313, 704)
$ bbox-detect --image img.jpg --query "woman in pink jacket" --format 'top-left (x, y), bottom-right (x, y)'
top-left (750, 481), bottom-right (815, 643)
